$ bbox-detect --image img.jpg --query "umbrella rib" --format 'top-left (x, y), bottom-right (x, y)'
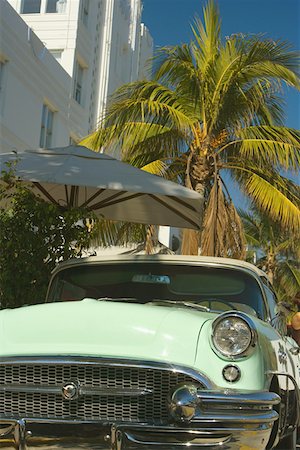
top-left (90, 192), bottom-right (144, 210)
top-left (80, 189), bottom-right (106, 208)
top-left (91, 192), bottom-right (200, 229)
top-left (148, 194), bottom-right (200, 229)
top-left (69, 185), bottom-right (79, 207)
top-left (33, 182), bottom-right (61, 207)
top-left (65, 185), bottom-right (69, 205)
top-left (167, 195), bottom-right (199, 212)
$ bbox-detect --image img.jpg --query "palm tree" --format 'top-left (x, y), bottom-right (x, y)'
top-left (241, 207), bottom-right (300, 304)
top-left (83, 0), bottom-right (300, 257)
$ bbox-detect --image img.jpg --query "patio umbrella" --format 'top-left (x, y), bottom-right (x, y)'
top-left (0, 145), bottom-right (203, 229)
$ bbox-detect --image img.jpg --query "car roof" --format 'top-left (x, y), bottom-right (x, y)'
top-left (51, 254), bottom-right (268, 281)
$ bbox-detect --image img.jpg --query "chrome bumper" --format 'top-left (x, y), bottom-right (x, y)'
top-left (0, 419), bottom-right (276, 450)
top-left (0, 389), bottom-right (280, 450)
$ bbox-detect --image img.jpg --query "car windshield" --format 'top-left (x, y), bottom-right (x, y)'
top-left (47, 263), bottom-right (266, 319)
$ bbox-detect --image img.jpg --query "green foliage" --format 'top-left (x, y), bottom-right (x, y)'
top-left (0, 173), bottom-right (94, 309)
top-left (240, 206), bottom-right (300, 305)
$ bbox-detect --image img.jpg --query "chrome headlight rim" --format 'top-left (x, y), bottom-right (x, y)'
top-left (211, 311), bottom-right (257, 360)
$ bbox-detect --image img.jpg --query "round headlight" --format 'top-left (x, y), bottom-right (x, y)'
top-left (212, 313), bottom-right (256, 358)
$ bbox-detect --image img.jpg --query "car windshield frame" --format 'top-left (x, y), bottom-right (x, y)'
top-left (46, 262), bottom-right (267, 319)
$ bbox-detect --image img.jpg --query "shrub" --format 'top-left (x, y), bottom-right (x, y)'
top-left (0, 172), bottom-right (94, 308)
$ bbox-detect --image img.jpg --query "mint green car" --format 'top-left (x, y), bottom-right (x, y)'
top-left (0, 255), bottom-right (299, 449)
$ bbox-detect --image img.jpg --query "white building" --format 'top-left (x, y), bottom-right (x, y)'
top-left (0, 0), bottom-right (153, 153)
top-left (0, 0), bottom-right (88, 152)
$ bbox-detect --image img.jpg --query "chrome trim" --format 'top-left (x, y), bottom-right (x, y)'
top-left (191, 390), bottom-right (280, 424)
top-left (169, 383), bottom-right (198, 422)
top-left (289, 346), bottom-right (300, 355)
top-left (0, 390), bottom-right (280, 425)
top-left (123, 428), bottom-right (232, 447)
top-left (266, 371), bottom-right (300, 427)
top-left (0, 384), bottom-right (153, 397)
top-left (211, 311), bottom-right (258, 359)
top-left (0, 410), bottom-right (279, 425)
top-left (0, 356), bottom-right (212, 425)
top-left (48, 255), bottom-right (267, 280)
top-left (222, 364), bottom-right (241, 382)
top-left (0, 384), bottom-right (61, 394)
top-left (192, 411), bottom-right (278, 424)
top-left (0, 356), bottom-right (214, 389)
top-left (0, 419), bottom-right (277, 450)
top-left (81, 387), bottom-right (153, 396)
top-left (167, 385), bottom-right (280, 424)
top-left (277, 345), bottom-right (288, 364)
top-left (196, 389), bottom-right (280, 408)
top-left (13, 419), bottom-right (30, 450)
top-left (0, 423), bottom-right (14, 437)
top-left (62, 381), bottom-right (80, 400)
top-left (116, 422), bottom-right (274, 449)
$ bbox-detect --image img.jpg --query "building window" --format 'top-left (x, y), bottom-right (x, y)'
top-left (81, 0), bottom-right (89, 26)
top-left (21, 0), bottom-right (41, 14)
top-left (40, 104), bottom-right (54, 148)
top-left (46, 0), bottom-right (67, 13)
top-left (49, 49), bottom-right (63, 63)
top-left (21, 0), bottom-right (66, 14)
top-left (46, 0), bottom-right (58, 13)
top-left (73, 61), bottom-right (84, 104)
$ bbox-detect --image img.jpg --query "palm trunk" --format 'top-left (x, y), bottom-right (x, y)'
top-left (266, 251), bottom-right (275, 284)
top-left (181, 152), bottom-right (211, 255)
top-left (181, 229), bottom-right (200, 255)
top-left (144, 224), bottom-right (156, 255)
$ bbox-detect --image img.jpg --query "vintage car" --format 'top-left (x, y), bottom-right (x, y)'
top-left (0, 255), bottom-right (299, 450)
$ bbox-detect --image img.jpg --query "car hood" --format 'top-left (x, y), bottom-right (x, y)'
top-left (0, 299), bottom-right (211, 367)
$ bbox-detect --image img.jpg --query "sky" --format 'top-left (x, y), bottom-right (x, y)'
top-left (142, 0), bottom-right (300, 129)
top-left (141, 0), bottom-right (300, 208)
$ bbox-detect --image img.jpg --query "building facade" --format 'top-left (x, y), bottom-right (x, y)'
top-left (0, 0), bottom-right (153, 153)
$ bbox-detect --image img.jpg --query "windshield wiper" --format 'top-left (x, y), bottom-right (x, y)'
top-left (95, 297), bottom-right (138, 302)
top-left (149, 300), bottom-right (210, 312)
top-left (93, 297), bottom-right (211, 311)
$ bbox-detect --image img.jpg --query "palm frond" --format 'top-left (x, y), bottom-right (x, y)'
top-left (207, 35), bottom-right (299, 133)
top-left (139, 159), bottom-right (169, 177)
top-left (227, 163), bottom-right (300, 231)
top-left (89, 219), bottom-right (121, 247)
top-left (153, 44), bottom-right (199, 92)
top-left (245, 173), bottom-right (300, 231)
top-left (235, 37), bottom-right (300, 87)
top-left (120, 123), bottom-right (187, 159)
top-left (233, 126), bottom-right (300, 170)
top-left (191, 0), bottom-right (221, 69)
top-left (277, 262), bottom-right (300, 300)
top-left (90, 219), bottom-right (147, 248)
top-left (80, 125), bottom-right (118, 152)
top-left (276, 238), bottom-right (300, 255)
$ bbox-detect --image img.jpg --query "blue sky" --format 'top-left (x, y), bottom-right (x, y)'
top-left (141, 0), bottom-right (300, 208)
top-left (142, 0), bottom-right (300, 129)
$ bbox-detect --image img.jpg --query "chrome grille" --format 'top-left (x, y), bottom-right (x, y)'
top-left (0, 359), bottom-right (205, 423)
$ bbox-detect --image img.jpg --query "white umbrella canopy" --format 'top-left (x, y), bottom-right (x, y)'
top-left (0, 145), bottom-right (204, 229)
